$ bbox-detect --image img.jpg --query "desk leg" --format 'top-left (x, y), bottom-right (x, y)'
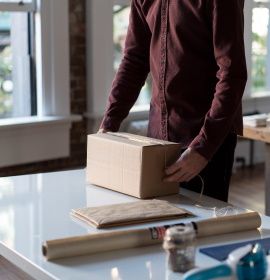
top-left (265, 143), bottom-right (270, 216)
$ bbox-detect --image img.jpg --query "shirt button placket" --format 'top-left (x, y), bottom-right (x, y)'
top-left (159, 0), bottom-right (169, 140)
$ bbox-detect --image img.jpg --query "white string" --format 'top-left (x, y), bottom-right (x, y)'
top-left (197, 175), bottom-right (205, 201)
top-left (194, 175), bottom-right (239, 217)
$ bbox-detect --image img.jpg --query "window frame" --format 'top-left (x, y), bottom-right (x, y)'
top-left (253, 0), bottom-right (270, 93)
top-left (35, 0), bottom-right (70, 116)
top-left (114, 0), bottom-right (130, 5)
top-left (113, 0), bottom-right (150, 111)
top-left (0, 1), bottom-right (36, 12)
top-left (245, 0), bottom-right (270, 98)
top-left (0, 0), bottom-right (80, 168)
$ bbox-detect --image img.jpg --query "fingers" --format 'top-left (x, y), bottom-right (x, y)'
top-left (165, 161), bottom-right (182, 176)
top-left (164, 148), bottom-right (208, 183)
top-left (164, 159), bottom-right (198, 183)
top-left (164, 171), bottom-right (195, 183)
top-left (164, 161), bottom-right (183, 181)
top-left (164, 170), bottom-right (186, 182)
top-left (165, 149), bottom-right (190, 176)
top-left (164, 155), bottom-right (190, 182)
top-left (164, 157), bottom-right (187, 182)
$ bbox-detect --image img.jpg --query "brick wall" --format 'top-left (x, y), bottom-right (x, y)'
top-left (0, 0), bottom-right (87, 177)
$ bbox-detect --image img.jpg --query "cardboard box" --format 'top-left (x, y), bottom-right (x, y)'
top-left (86, 132), bottom-right (181, 198)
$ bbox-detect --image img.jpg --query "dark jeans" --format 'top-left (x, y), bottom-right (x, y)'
top-left (181, 133), bottom-right (237, 202)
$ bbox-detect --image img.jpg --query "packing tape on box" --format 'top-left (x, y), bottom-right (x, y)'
top-left (42, 211), bottom-right (261, 260)
top-left (107, 132), bottom-right (169, 145)
top-left (107, 132), bottom-right (170, 167)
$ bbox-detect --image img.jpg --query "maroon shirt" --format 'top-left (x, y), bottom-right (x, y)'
top-left (101, 0), bottom-right (247, 160)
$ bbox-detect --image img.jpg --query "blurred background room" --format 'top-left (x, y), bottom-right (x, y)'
top-left (0, 0), bottom-right (269, 229)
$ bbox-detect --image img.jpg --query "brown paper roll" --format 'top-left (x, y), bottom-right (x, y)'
top-left (43, 228), bottom-right (161, 260)
top-left (43, 211), bottom-right (261, 260)
top-left (195, 211), bottom-right (261, 238)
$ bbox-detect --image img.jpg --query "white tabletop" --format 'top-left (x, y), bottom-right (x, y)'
top-left (0, 169), bottom-right (270, 280)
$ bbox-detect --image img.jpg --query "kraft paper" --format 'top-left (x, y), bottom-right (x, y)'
top-left (71, 200), bottom-right (191, 228)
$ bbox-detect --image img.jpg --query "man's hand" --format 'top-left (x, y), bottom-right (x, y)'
top-left (164, 148), bottom-right (208, 183)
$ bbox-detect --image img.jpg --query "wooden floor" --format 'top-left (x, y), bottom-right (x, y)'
top-left (0, 164), bottom-right (266, 279)
top-left (229, 163), bottom-right (265, 213)
top-left (0, 257), bottom-right (34, 280)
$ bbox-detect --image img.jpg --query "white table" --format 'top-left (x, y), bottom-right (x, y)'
top-left (0, 169), bottom-right (270, 280)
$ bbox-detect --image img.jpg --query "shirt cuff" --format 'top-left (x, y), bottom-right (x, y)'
top-left (100, 116), bottom-right (121, 132)
top-left (188, 134), bottom-right (216, 161)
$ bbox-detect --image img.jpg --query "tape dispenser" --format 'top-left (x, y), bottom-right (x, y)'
top-left (183, 243), bottom-right (268, 280)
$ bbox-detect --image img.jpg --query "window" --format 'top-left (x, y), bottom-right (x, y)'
top-left (113, 2), bottom-right (151, 107)
top-left (251, 0), bottom-right (270, 94)
top-left (86, 0), bottom-right (151, 117)
top-left (0, 0), bottom-right (36, 118)
top-left (0, 0), bottom-right (75, 167)
top-left (0, 0), bottom-right (72, 122)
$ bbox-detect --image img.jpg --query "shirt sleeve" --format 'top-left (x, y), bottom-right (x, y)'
top-left (100, 0), bottom-right (151, 131)
top-left (189, 0), bottom-right (247, 160)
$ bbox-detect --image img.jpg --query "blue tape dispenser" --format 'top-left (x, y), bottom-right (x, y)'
top-left (183, 243), bottom-right (268, 280)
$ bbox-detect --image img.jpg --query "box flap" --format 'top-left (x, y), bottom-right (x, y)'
top-left (88, 132), bottom-right (179, 147)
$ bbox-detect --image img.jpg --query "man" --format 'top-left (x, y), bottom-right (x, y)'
top-left (100, 0), bottom-right (247, 202)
